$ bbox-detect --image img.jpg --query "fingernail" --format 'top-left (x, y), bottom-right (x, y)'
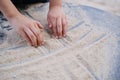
top-left (49, 24), bottom-right (52, 28)
top-left (55, 36), bottom-right (58, 39)
top-left (42, 42), bottom-right (44, 45)
top-left (63, 34), bottom-right (66, 37)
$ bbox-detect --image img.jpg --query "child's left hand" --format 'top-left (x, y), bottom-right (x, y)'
top-left (47, 6), bottom-right (68, 39)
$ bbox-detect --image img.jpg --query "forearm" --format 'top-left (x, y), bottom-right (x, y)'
top-left (0, 0), bottom-right (20, 18)
top-left (49, 0), bottom-right (62, 9)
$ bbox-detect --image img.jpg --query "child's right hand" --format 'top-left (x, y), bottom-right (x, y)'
top-left (7, 14), bottom-right (44, 47)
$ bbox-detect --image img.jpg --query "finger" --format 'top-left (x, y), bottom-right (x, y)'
top-left (36, 21), bottom-right (44, 29)
top-left (50, 17), bottom-right (58, 38)
top-left (37, 33), bottom-right (44, 45)
top-left (29, 24), bottom-right (42, 46)
top-left (52, 25), bottom-right (58, 38)
top-left (24, 27), bottom-right (37, 47)
top-left (62, 17), bottom-right (68, 37)
top-left (57, 17), bottom-right (62, 38)
top-left (20, 30), bottom-right (32, 46)
top-left (47, 17), bottom-right (52, 28)
top-left (35, 24), bottom-right (44, 45)
top-left (35, 24), bottom-right (44, 46)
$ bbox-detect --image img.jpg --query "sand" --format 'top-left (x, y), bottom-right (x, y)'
top-left (0, 0), bottom-right (120, 80)
top-left (64, 0), bottom-right (120, 16)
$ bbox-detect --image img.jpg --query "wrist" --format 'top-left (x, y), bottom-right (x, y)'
top-left (5, 11), bottom-right (21, 19)
top-left (49, 5), bottom-right (62, 10)
top-left (49, 0), bottom-right (62, 10)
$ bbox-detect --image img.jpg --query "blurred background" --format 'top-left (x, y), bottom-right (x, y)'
top-left (65, 0), bottom-right (120, 16)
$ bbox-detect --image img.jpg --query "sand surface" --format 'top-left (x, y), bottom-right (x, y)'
top-left (0, 0), bottom-right (120, 80)
top-left (64, 0), bottom-right (120, 16)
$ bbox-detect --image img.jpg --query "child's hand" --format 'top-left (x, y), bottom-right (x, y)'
top-left (8, 14), bottom-right (44, 47)
top-left (47, 6), bottom-right (68, 38)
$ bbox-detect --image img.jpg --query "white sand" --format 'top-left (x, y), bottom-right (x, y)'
top-left (0, 0), bottom-right (119, 80)
top-left (64, 0), bottom-right (120, 16)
